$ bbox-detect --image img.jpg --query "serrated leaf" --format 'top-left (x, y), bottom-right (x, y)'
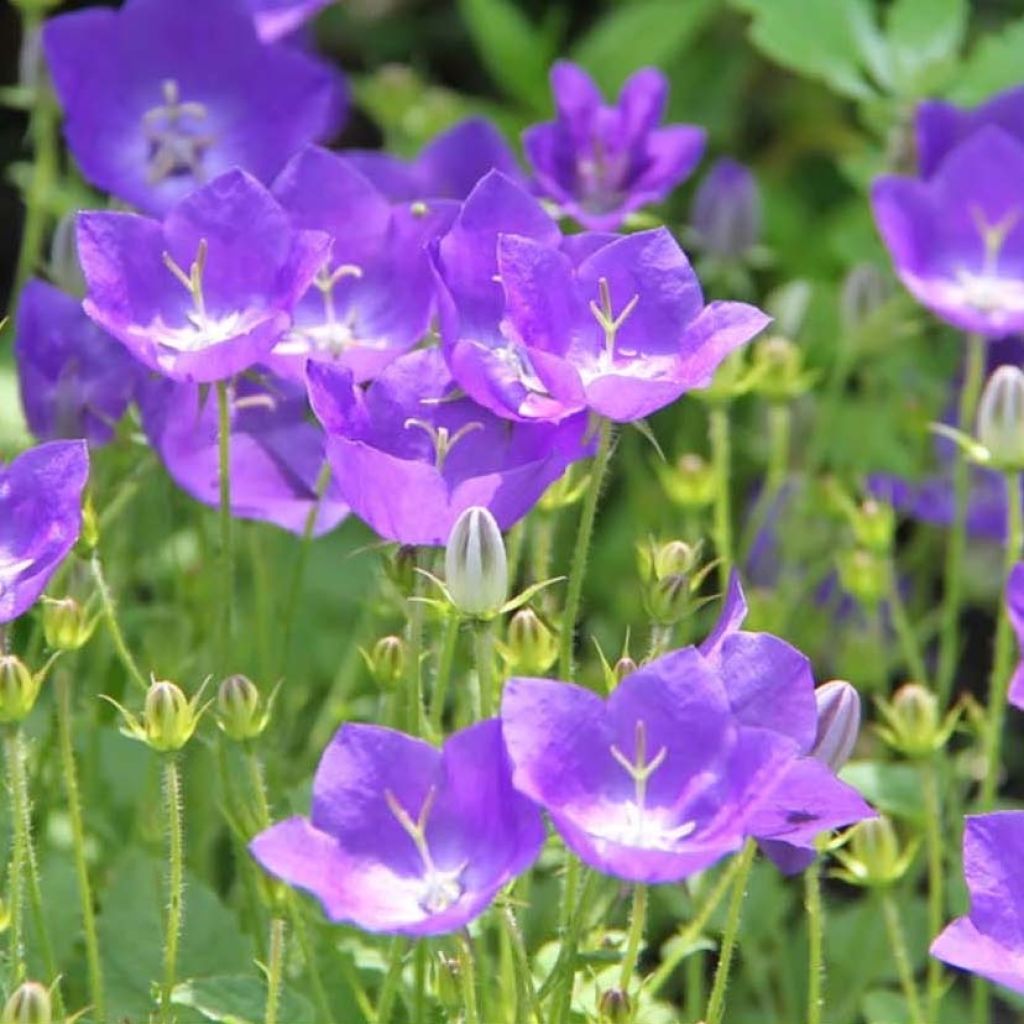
top-left (172, 975), bottom-right (313, 1024)
top-left (885, 0), bottom-right (966, 96)
top-left (949, 16), bottom-right (1024, 104)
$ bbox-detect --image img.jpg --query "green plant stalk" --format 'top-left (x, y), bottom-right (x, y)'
top-left (980, 469), bottom-right (1024, 809)
top-left (458, 933), bottom-right (481, 1024)
top-left (709, 404), bottom-right (733, 593)
top-left (413, 940), bottom-right (427, 1024)
top-left (922, 757), bottom-right (946, 1021)
top-left (244, 742), bottom-right (272, 830)
top-left (5, 729), bottom-right (26, 981)
top-left (548, 870), bottom-right (602, 1024)
top-left (937, 334), bottom-right (986, 702)
top-left (618, 883), bottom-right (647, 993)
top-left (502, 902), bottom-right (540, 1024)
top-left (56, 674), bottom-right (105, 1023)
top-left (887, 563), bottom-right (929, 684)
top-left (403, 565), bottom-right (425, 736)
top-left (429, 614), bottom-right (460, 735)
top-left (375, 936), bottom-right (407, 1024)
top-left (216, 380), bottom-right (235, 673)
top-left (265, 917), bottom-right (286, 1024)
top-left (531, 513), bottom-right (556, 585)
top-left (90, 550), bottom-right (149, 692)
top-left (162, 757), bottom-right (185, 1024)
top-left (881, 890), bottom-right (925, 1024)
top-left (473, 621), bottom-right (496, 720)
top-left (558, 418), bottom-right (614, 678)
top-left (285, 896), bottom-right (334, 1024)
top-left (805, 858), bottom-right (823, 1024)
top-left (704, 839), bottom-right (756, 1024)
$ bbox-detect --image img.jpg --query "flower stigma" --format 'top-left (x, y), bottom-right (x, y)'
top-left (143, 79), bottom-right (214, 185)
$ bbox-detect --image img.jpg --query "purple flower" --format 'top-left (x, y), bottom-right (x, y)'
top-left (250, 719), bottom-right (543, 935)
top-left (930, 812), bottom-right (1024, 994)
top-left (77, 169), bottom-right (330, 384)
top-left (500, 648), bottom-right (801, 883)
top-left (523, 62), bottom-right (705, 230)
top-left (246, 0), bottom-right (333, 41)
top-left (872, 127), bottom-right (1024, 337)
top-left (346, 118), bottom-right (523, 202)
top-left (268, 146), bottom-right (457, 383)
top-left (917, 86), bottom-right (1024, 178)
top-left (42, 0), bottom-right (345, 216)
top-left (305, 347), bottom-right (592, 545)
top-left (138, 372), bottom-right (348, 537)
top-left (1006, 564), bottom-right (1024, 709)
top-left (0, 441), bottom-right (89, 623)
top-left (14, 279), bottom-right (144, 446)
top-left (435, 172), bottom-right (769, 423)
top-left (690, 158), bottom-right (761, 260)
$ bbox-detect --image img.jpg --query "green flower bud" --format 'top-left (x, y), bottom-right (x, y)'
top-left (216, 674), bottom-right (272, 742)
top-left (365, 635), bottom-right (406, 690)
top-left (646, 573), bottom-right (691, 626)
top-left (613, 656), bottom-right (638, 683)
top-left (74, 495), bottom-right (99, 555)
top-left (837, 548), bottom-right (887, 608)
top-left (2, 981), bottom-right (51, 1024)
top-left (145, 681), bottom-right (200, 752)
top-left (0, 656), bottom-right (42, 724)
top-left (598, 987), bottom-right (632, 1023)
top-left (835, 817), bottom-right (915, 888)
top-left (505, 609), bottom-right (558, 675)
top-left (445, 507), bottom-right (508, 619)
top-left (876, 683), bottom-right (956, 758)
top-left (851, 499), bottom-right (895, 555)
top-left (657, 453), bottom-right (716, 509)
top-left (976, 365), bottom-right (1024, 471)
top-left (752, 335), bottom-right (812, 401)
top-left (42, 596), bottom-right (96, 652)
top-left (652, 540), bottom-right (697, 581)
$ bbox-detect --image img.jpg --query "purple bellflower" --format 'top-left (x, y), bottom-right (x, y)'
top-left (917, 86), bottom-right (1024, 178)
top-left (250, 719), bottom-right (544, 935)
top-left (77, 169), bottom-right (330, 384)
top-left (15, 279), bottom-right (144, 446)
top-left (523, 62), bottom-right (705, 230)
top-left (1006, 563), bottom-right (1024, 709)
top-left (689, 158), bottom-right (761, 261)
top-left (269, 146), bottom-right (457, 382)
top-left (139, 372), bottom-right (348, 536)
top-left (306, 347), bottom-right (592, 545)
top-left (872, 127), bottom-right (1024, 337)
top-left (0, 441), bottom-right (89, 623)
top-left (930, 812), bottom-right (1024, 994)
top-left (42, 0), bottom-right (345, 216)
top-left (434, 172), bottom-right (769, 423)
top-left (246, 0), bottom-right (334, 42)
top-left (346, 118), bottom-right (523, 202)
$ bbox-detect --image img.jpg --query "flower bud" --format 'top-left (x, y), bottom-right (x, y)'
top-left (0, 656), bottom-right (42, 724)
top-left (690, 158), bottom-right (760, 261)
top-left (840, 263), bottom-right (891, 332)
top-left (49, 211), bottom-right (87, 297)
top-left (851, 499), bottom-right (895, 555)
top-left (365, 635), bottom-right (406, 690)
top-left (646, 574), bottom-right (690, 625)
top-left (976, 366), bottom-right (1024, 471)
top-left (811, 680), bottom-right (861, 771)
top-left (2, 981), bottom-right (51, 1024)
top-left (653, 540), bottom-right (697, 581)
top-left (836, 817), bottom-right (912, 888)
top-left (658, 453), bottom-right (716, 509)
top-left (445, 507), bottom-right (508, 618)
top-left (74, 495), bottom-right (99, 555)
top-left (751, 335), bottom-right (811, 401)
top-left (613, 656), bottom-right (638, 683)
top-left (42, 597), bottom-right (95, 652)
top-left (598, 987), bottom-right (633, 1024)
top-left (144, 681), bottom-right (201, 752)
top-left (216, 674), bottom-right (271, 742)
top-left (837, 548), bottom-right (887, 608)
top-left (876, 683), bottom-right (952, 758)
top-left (505, 609), bottom-right (558, 675)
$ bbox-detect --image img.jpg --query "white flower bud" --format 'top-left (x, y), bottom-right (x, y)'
top-left (811, 680), bottom-right (861, 771)
top-left (977, 366), bottom-right (1024, 471)
top-left (445, 507), bottom-right (508, 618)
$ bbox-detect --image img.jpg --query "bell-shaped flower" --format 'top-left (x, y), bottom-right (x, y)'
top-left (42, 0), bottom-right (346, 215)
top-left (306, 347), bottom-right (592, 545)
top-left (247, 0), bottom-right (333, 41)
top-left (250, 719), bottom-right (544, 935)
top-left (269, 146), bottom-right (457, 382)
top-left (931, 812), bottom-right (1024, 994)
top-left (138, 371), bottom-right (347, 536)
top-left (872, 127), bottom-right (1024, 337)
top-left (77, 169), bottom-right (330, 383)
top-left (0, 441), bottom-right (89, 623)
top-left (524, 62), bottom-right (705, 230)
top-left (15, 279), bottom-right (144, 446)
top-left (1006, 564), bottom-right (1024, 709)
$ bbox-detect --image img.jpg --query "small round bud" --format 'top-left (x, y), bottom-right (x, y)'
top-left (598, 987), bottom-right (632, 1024)
top-left (851, 499), bottom-right (895, 555)
top-left (505, 609), bottom-right (558, 675)
top-left (216, 674), bottom-right (269, 742)
top-left (840, 263), bottom-right (890, 332)
top-left (0, 656), bottom-right (41, 724)
top-left (811, 680), bottom-right (861, 771)
top-left (690, 158), bottom-right (760, 261)
top-left (752, 335), bottom-right (810, 401)
top-left (977, 366), bottom-right (1024, 471)
top-left (658, 453), bottom-right (716, 509)
top-left (837, 548), bottom-right (887, 608)
top-left (839, 817), bottom-right (909, 888)
top-left (367, 636), bottom-right (406, 690)
top-left (613, 656), bottom-right (638, 683)
top-left (42, 597), bottom-right (95, 652)
top-left (445, 507), bottom-right (508, 618)
top-left (144, 681), bottom-right (199, 752)
top-left (2, 981), bottom-right (51, 1024)
top-left (653, 540), bottom-right (696, 581)
top-left (877, 683), bottom-right (945, 758)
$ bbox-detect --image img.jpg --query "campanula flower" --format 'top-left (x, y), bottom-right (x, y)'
top-left (247, 0), bottom-right (333, 41)
top-left (689, 158), bottom-right (761, 261)
top-left (251, 720), bottom-right (544, 935)
top-left (523, 62), bottom-right (705, 230)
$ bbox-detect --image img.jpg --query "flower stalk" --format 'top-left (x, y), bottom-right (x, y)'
top-left (161, 756), bottom-right (185, 1024)
top-left (705, 839), bottom-right (756, 1024)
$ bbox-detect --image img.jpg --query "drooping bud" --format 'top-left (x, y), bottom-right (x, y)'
top-left (597, 987), bottom-right (633, 1024)
top-left (834, 817), bottom-right (914, 888)
top-left (976, 366), bottom-right (1024, 471)
top-left (690, 158), bottom-right (760, 261)
top-left (658, 453), bottom-right (716, 509)
top-left (445, 507), bottom-right (508, 619)
top-left (0, 656), bottom-right (42, 724)
top-left (505, 609), bottom-right (558, 675)
top-left (851, 499), bottom-right (895, 555)
top-left (840, 263), bottom-right (891, 332)
top-left (2, 981), bottom-right (51, 1024)
top-left (216, 674), bottom-right (272, 742)
top-left (811, 680), bottom-right (861, 771)
top-left (876, 683), bottom-right (956, 758)
top-left (42, 596), bottom-right (96, 652)
top-left (837, 548), bottom-right (887, 608)
top-left (364, 635), bottom-right (406, 690)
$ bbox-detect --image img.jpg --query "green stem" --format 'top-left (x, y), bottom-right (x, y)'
top-left (548, 870), bottom-right (602, 1024)
top-left (413, 940), bottom-right (427, 1024)
top-left (502, 902), bottom-right (540, 1024)
top-left (805, 858), bottom-right (824, 1024)
top-left (162, 757), bottom-right (185, 1024)
top-left (90, 550), bottom-right (149, 692)
top-left (286, 896), bottom-right (334, 1024)
top-left (472, 621), bottom-right (496, 720)
top-left (704, 839), bottom-right (756, 1024)
top-left (980, 470), bottom-right (1024, 809)
top-left (558, 419), bottom-right (614, 678)
top-left (881, 891), bottom-right (925, 1024)
top-left (766, 402), bottom-right (792, 495)
top-left (618, 884), bottom-right (647, 993)
top-left (458, 933), bottom-right (481, 1024)
top-left (56, 674), bottom-right (104, 1023)
top-left (531, 515), bottom-right (556, 585)
top-left (429, 615), bottom-right (460, 735)
top-left (709, 404), bottom-right (733, 593)
top-left (375, 936), bottom-right (406, 1024)
top-left (264, 917), bottom-right (285, 1024)
top-left (937, 334), bottom-right (986, 702)
top-left (887, 563), bottom-right (928, 684)
top-left (5, 730), bottom-right (26, 981)
top-left (244, 743), bottom-right (272, 830)
top-left (216, 380), bottom-right (234, 673)
top-left (403, 566), bottom-right (425, 736)
top-left (922, 758), bottom-right (945, 1021)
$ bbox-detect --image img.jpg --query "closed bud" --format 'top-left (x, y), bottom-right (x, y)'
top-left (646, 574), bottom-right (690, 625)
top-left (42, 596), bottom-right (95, 652)
top-left (445, 507), bottom-right (508, 618)
top-left (0, 656), bottom-right (42, 724)
top-left (811, 680), bottom-right (861, 771)
top-left (658, 453), bottom-right (716, 509)
top-left (505, 609), bottom-right (558, 675)
top-left (752, 335), bottom-right (811, 401)
top-left (216, 674), bottom-right (271, 741)
top-left (366, 635), bottom-right (406, 690)
top-left (837, 548), bottom-right (887, 608)
top-left (836, 817), bottom-right (913, 888)
top-left (598, 987), bottom-right (633, 1024)
top-left (840, 263), bottom-right (891, 332)
top-left (74, 495), bottom-right (99, 555)
top-left (876, 683), bottom-right (953, 758)
top-left (690, 158), bottom-right (760, 261)
top-left (49, 211), bottom-right (87, 296)
top-left (851, 499), bottom-right (895, 555)
top-left (143, 680), bottom-right (201, 752)
top-left (976, 366), bottom-right (1024, 471)
top-left (2, 981), bottom-right (51, 1024)
top-left (653, 540), bottom-right (697, 581)
top-left (613, 656), bottom-right (638, 683)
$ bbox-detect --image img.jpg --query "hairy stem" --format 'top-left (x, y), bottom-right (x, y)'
top-left (705, 839), bottom-right (756, 1024)
top-left (922, 758), bottom-right (946, 1020)
top-left (805, 858), bottom-right (824, 1024)
top-left (90, 550), bottom-right (149, 692)
top-left (264, 917), bottom-right (286, 1024)
top-left (709, 404), bottom-right (733, 593)
top-left (881, 890), bottom-right (925, 1024)
top-left (161, 757), bottom-right (185, 1024)
top-left (429, 614), bottom-right (460, 735)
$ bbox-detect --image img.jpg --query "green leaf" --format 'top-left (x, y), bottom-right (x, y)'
top-left (172, 975), bottom-right (313, 1024)
top-left (884, 0), bottom-right (965, 96)
top-left (456, 0), bottom-right (556, 111)
top-left (570, 0), bottom-right (717, 95)
top-left (840, 761), bottom-right (925, 825)
top-left (950, 16), bottom-right (1024, 104)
